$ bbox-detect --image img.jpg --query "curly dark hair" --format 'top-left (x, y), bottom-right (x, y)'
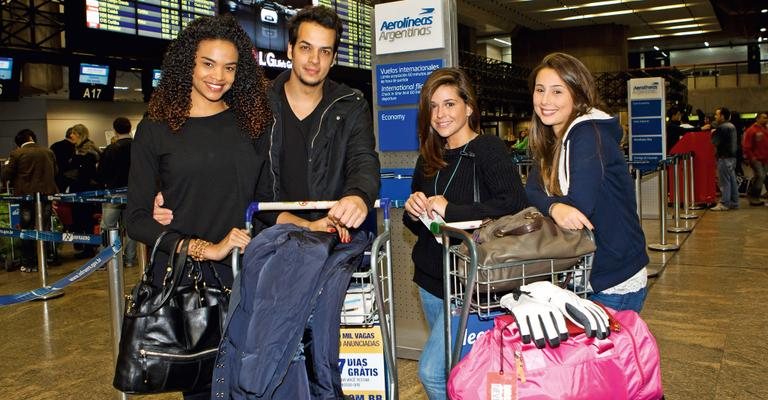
top-left (147, 14), bottom-right (271, 138)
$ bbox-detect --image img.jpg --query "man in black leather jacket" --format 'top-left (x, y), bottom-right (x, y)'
top-left (255, 5), bottom-right (380, 238)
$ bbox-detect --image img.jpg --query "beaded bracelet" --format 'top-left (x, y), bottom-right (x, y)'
top-left (189, 239), bottom-right (212, 261)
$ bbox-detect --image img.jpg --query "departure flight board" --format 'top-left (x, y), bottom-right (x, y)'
top-left (315, 0), bottom-right (372, 69)
top-left (85, 0), bottom-right (216, 40)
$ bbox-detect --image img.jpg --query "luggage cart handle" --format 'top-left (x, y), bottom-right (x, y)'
top-left (245, 199), bottom-right (390, 231)
top-left (432, 223), bottom-right (478, 373)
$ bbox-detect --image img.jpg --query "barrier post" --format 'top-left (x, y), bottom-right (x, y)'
top-left (136, 242), bottom-right (147, 271)
top-left (106, 228), bottom-right (128, 400)
top-left (648, 161), bottom-right (680, 251)
top-left (687, 153), bottom-right (704, 209)
top-left (680, 153), bottom-right (698, 219)
top-left (35, 193), bottom-right (63, 300)
top-left (668, 156), bottom-right (692, 233)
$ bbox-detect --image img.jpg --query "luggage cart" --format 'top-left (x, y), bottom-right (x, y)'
top-left (241, 199), bottom-right (398, 400)
top-left (435, 223), bottom-right (595, 377)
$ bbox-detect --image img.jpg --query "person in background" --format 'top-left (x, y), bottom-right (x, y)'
top-left (49, 127), bottom-right (76, 193)
top-left (68, 123), bottom-right (101, 258)
top-left (49, 127), bottom-right (78, 237)
top-left (710, 107), bottom-right (740, 211)
top-left (511, 127), bottom-right (529, 153)
top-left (525, 52), bottom-right (649, 312)
top-left (666, 106), bottom-right (691, 153)
top-left (96, 117), bottom-right (136, 266)
top-left (742, 112), bottom-right (768, 206)
top-left (1, 129), bottom-right (58, 272)
top-left (403, 68), bottom-right (528, 400)
top-left (125, 15), bottom-right (272, 399)
top-left (620, 123), bottom-right (630, 154)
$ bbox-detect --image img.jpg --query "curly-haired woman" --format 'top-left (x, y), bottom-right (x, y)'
top-left (125, 15), bottom-right (272, 398)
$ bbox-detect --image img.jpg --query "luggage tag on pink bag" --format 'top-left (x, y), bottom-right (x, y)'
top-left (486, 370), bottom-right (517, 400)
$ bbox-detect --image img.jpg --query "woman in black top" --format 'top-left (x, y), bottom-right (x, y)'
top-left (403, 68), bottom-right (528, 400)
top-left (125, 15), bottom-right (272, 399)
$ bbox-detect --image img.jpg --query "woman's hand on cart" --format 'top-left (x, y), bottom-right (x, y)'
top-left (549, 202), bottom-right (593, 231)
top-left (205, 228), bottom-right (252, 260)
top-left (153, 192), bottom-right (173, 226)
top-left (308, 216), bottom-right (351, 243)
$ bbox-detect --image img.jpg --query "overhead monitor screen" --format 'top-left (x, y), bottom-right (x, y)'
top-left (79, 63), bottom-right (111, 85)
top-left (151, 68), bottom-right (162, 87)
top-left (85, 0), bottom-right (217, 40)
top-left (0, 57), bottom-right (12, 80)
top-left (226, 0), bottom-right (371, 70)
top-left (314, 0), bottom-right (371, 70)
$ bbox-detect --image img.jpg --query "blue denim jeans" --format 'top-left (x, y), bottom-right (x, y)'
top-left (716, 157), bottom-right (739, 209)
top-left (588, 286), bottom-right (648, 313)
top-left (418, 287), bottom-right (458, 400)
top-left (748, 159), bottom-right (766, 200)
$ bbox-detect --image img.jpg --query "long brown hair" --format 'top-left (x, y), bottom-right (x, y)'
top-left (147, 15), bottom-right (271, 138)
top-left (417, 68), bottom-right (480, 177)
top-left (528, 52), bottom-right (601, 195)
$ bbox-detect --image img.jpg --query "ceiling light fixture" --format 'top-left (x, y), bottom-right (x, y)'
top-left (762, 9), bottom-right (768, 13)
top-left (658, 24), bottom-right (704, 31)
top-left (650, 17), bottom-right (698, 25)
top-left (558, 9), bottom-right (632, 20)
top-left (627, 34), bottom-right (661, 40)
top-left (653, 45), bottom-right (660, 51)
top-left (670, 30), bottom-right (715, 37)
top-left (493, 38), bottom-right (511, 46)
top-left (557, 3), bottom-right (687, 21)
top-left (540, 0), bottom-right (641, 12)
top-left (704, 41), bottom-right (710, 47)
top-left (761, 28), bottom-right (767, 32)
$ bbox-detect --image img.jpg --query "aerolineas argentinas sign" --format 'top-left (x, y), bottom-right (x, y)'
top-left (374, 0), bottom-right (444, 55)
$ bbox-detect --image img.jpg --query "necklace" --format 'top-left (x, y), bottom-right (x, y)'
top-left (434, 141), bottom-right (470, 196)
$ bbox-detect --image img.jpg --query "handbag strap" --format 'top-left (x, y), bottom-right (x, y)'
top-left (143, 230), bottom-right (171, 283)
top-left (473, 160), bottom-right (480, 203)
top-left (127, 236), bottom-right (191, 317)
top-left (493, 212), bottom-right (543, 237)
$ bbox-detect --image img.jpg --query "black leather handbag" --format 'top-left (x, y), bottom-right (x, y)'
top-left (113, 232), bottom-right (229, 394)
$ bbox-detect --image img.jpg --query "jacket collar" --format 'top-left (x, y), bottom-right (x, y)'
top-left (270, 70), bottom-right (352, 112)
top-left (562, 108), bottom-right (613, 143)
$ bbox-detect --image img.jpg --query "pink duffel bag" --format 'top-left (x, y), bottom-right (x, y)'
top-left (447, 308), bottom-right (663, 400)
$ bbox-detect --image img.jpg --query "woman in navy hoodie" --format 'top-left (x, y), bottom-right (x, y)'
top-left (526, 53), bottom-right (649, 312)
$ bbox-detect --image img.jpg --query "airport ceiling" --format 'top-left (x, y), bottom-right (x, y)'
top-left (459, 0), bottom-right (767, 52)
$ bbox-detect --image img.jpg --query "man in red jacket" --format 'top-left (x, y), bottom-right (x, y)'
top-left (742, 112), bottom-right (768, 206)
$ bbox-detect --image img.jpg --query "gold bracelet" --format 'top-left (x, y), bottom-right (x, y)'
top-left (189, 239), bottom-right (201, 261)
top-left (189, 239), bottom-right (211, 261)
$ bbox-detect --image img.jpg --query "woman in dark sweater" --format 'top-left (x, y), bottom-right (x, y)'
top-left (403, 68), bottom-right (528, 400)
top-left (125, 15), bottom-right (272, 399)
top-left (525, 53), bottom-right (649, 313)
